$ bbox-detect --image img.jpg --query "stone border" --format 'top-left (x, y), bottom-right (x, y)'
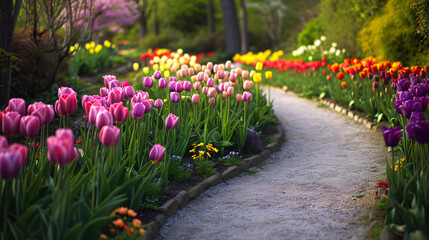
top-left (143, 123), bottom-right (284, 240)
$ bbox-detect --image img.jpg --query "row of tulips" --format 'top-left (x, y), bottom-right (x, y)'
top-left (0, 52), bottom-right (275, 238)
top-left (240, 52), bottom-right (429, 239)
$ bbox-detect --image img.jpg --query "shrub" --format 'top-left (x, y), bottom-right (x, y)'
top-left (297, 18), bottom-right (324, 47)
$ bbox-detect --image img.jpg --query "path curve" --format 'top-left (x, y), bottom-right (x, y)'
top-left (156, 89), bottom-right (387, 240)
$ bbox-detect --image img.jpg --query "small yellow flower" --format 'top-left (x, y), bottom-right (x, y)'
top-left (189, 149), bottom-right (195, 153)
top-left (89, 48), bottom-right (94, 54)
top-left (207, 152), bottom-right (211, 158)
top-left (104, 40), bottom-right (111, 48)
top-left (112, 44), bottom-right (116, 49)
top-left (265, 71), bottom-right (272, 80)
top-left (253, 73), bottom-right (262, 83)
top-left (69, 46), bottom-right (75, 52)
top-left (143, 66), bottom-right (149, 74)
top-left (85, 43), bottom-right (91, 50)
top-left (94, 44), bottom-right (102, 53)
top-left (199, 151), bottom-right (205, 155)
top-left (394, 165), bottom-right (398, 171)
top-left (90, 41), bottom-right (95, 48)
top-left (255, 62), bottom-right (263, 71)
top-left (133, 62), bottom-right (139, 71)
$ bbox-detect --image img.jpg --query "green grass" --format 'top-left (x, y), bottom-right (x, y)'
top-left (317, 102), bottom-right (328, 108)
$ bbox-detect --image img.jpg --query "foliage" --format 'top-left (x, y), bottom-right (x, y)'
top-left (412, 0), bottom-right (429, 52)
top-left (168, 156), bottom-right (192, 183)
top-left (219, 151), bottom-right (241, 166)
top-left (194, 159), bottom-right (217, 178)
top-left (297, 18), bottom-right (323, 47)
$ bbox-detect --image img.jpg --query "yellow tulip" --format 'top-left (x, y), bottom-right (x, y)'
top-left (104, 40), bottom-right (111, 48)
top-left (133, 62), bottom-right (139, 71)
top-left (85, 43), bottom-right (91, 50)
top-left (89, 49), bottom-right (94, 54)
top-left (255, 62), bottom-right (263, 71)
top-left (90, 41), bottom-right (95, 48)
top-left (153, 64), bottom-right (159, 71)
top-left (164, 70), bottom-right (170, 78)
top-left (143, 67), bottom-right (149, 74)
top-left (265, 71), bottom-right (272, 80)
top-left (253, 73), bottom-right (262, 83)
top-left (160, 65), bottom-right (165, 72)
top-left (154, 56), bottom-right (160, 63)
top-left (95, 44), bottom-right (102, 53)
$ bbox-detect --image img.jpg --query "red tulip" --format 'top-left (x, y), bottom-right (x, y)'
top-left (20, 116), bottom-right (41, 138)
top-left (110, 102), bottom-right (129, 123)
top-left (99, 125), bottom-right (120, 147)
top-left (8, 98), bottom-right (26, 116)
top-left (165, 113), bottom-right (179, 130)
top-left (149, 144), bottom-right (165, 164)
top-left (2, 112), bottom-right (21, 136)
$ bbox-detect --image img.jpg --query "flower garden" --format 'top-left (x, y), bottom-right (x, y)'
top-left (1, 0), bottom-right (429, 239)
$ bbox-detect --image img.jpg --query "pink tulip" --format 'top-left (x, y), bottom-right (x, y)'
top-left (175, 81), bottom-right (183, 93)
top-left (236, 94), bottom-right (243, 102)
top-left (47, 129), bottom-right (77, 166)
top-left (181, 69), bottom-right (187, 78)
top-left (103, 75), bottom-right (116, 88)
top-left (192, 94), bottom-right (200, 104)
top-left (225, 60), bottom-right (232, 69)
top-left (109, 80), bottom-right (121, 90)
top-left (159, 78), bottom-right (167, 89)
top-left (217, 70), bottom-right (224, 79)
top-left (222, 92), bottom-right (228, 98)
top-left (207, 78), bottom-right (214, 87)
top-left (229, 73), bottom-right (237, 82)
top-left (169, 81), bottom-right (177, 92)
top-left (209, 97), bottom-right (215, 106)
top-left (170, 92), bottom-right (180, 103)
top-left (58, 87), bottom-right (74, 98)
top-left (165, 113), bottom-right (179, 130)
top-left (224, 71), bottom-right (229, 80)
top-left (88, 105), bottom-right (105, 125)
top-left (0, 136), bottom-right (7, 150)
top-left (81, 95), bottom-right (94, 108)
top-left (8, 98), bottom-right (26, 116)
top-left (122, 81), bottom-right (130, 88)
top-left (124, 86), bottom-right (135, 99)
top-left (197, 72), bottom-right (204, 82)
top-left (243, 80), bottom-right (253, 90)
top-left (149, 144), bottom-right (165, 164)
top-left (207, 62), bottom-right (213, 70)
top-left (242, 91), bottom-right (252, 102)
top-left (142, 100), bottom-right (152, 113)
top-left (95, 109), bottom-right (113, 130)
top-left (154, 70), bottom-right (162, 80)
top-left (57, 92), bottom-right (78, 115)
top-left (153, 99), bottom-right (164, 109)
top-left (183, 81), bottom-right (192, 92)
top-left (143, 76), bottom-right (154, 88)
top-left (131, 102), bottom-right (145, 120)
top-left (227, 87), bottom-right (234, 96)
top-left (100, 87), bottom-right (109, 98)
top-left (208, 87), bottom-right (216, 98)
top-left (202, 87), bottom-right (208, 95)
top-left (99, 125), bottom-right (120, 147)
top-left (193, 82), bottom-right (201, 91)
top-left (242, 70), bottom-right (249, 79)
top-left (85, 99), bottom-right (103, 118)
top-left (110, 102), bottom-right (129, 123)
top-left (235, 68), bottom-right (242, 76)
top-left (2, 112), bottom-right (21, 136)
top-left (188, 68), bottom-right (195, 76)
top-left (20, 116), bottom-right (41, 138)
top-left (108, 87), bottom-right (125, 105)
top-left (0, 144), bottom-right (27, 179)
top-left (28, 102), bottom-right (54, 125)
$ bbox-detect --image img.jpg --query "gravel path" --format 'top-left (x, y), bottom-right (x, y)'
top-left (157, 88), bottom-right (387, 240)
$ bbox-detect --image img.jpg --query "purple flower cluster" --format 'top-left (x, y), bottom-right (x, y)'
top-left (393, 76), bottom-right (429, 143)
top-left (245, 127), bottom-right (262, 154)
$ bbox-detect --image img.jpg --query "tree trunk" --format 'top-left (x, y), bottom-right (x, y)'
top-left (239, 0), bottom-right (248, 53)
top-left (138, 0), bottom-right (148, 38)
top-left (220, 0), bottom-right (241, 54)
top-left (154, 1), bottom-right (160, 36)
top-left (0, 0), bottom-right (21, 107)
top-left (207, 0), bottom-right (215, 34)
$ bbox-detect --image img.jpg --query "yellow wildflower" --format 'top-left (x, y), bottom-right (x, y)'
top-left (85, 43), bottom-right (91, 50)
top-left (104, 40), bottom-right (111, 48)
top-left (112, 44), bottom-right (116, 49)
top-left (89, 48), bottom-right (94, 54)
top-left (94, 44), bottom-right (102, 53)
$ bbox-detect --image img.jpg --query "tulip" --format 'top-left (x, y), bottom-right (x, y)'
top-left (193, 82), bottom-right (201, 91)
top-left (153, 99), bottom-right (164, 109)
top-left (208, 87), bottom-right (216, 98)
top-left (326, 75), bottom-right (331, 81)
top-left (122, 81), bottom-right (130, 88)
top-left (242, 70), bottom-right (249, 79)
top-left (28, 102), bottom-right (54, 125)
top-left (209, 97), bottom-right (215, 106)
top-left (411, 76), bottom-right (420, 86)
top-left (100, 87), bottom-right (109, 98)
top-left (9, 143), bottom-right (28, 167)
top-left (229, 73), bottom-right (237, 82)
top-left (227, 87), bottom-right (234, 96)
top-left (8, 98), bottom-right (26, 116)
top-left (217, 70), bottom-right (224, 79)
top-left (142, 100), bottom-right (152, 113)
top-left (413, 84), bottom-right (428, 97)
top-left (143, 67), bottom-right (149, 74)
top-left (159, 78), bottom-right (167, 89)
top-left (58, 87), bottom-right (74, 98)
top-left (108, 87), bottom-right (125, 105)
top-left (165, 113), bottom-right (179, 130)
top-left (197, 72), bottom-right (204, 82)
top-left (207, 78), bottom-right (214, 87)
top-left (175, 81), bottom-right (183, 92)
top-left (265, 71), bottom-right (272, 80)
top-left (243, 80), bottom-right (253, 90)
top-left (47, 129), bottom-right (77, 166)
top-left (183, 81), bottom-right (192, 92)
top-left (143, 76), bottom-right (154, 88)
top-left (109, 80), bottom-right (121, 90)
top-left (336, 72), bottom-right (345, 80)
top-left (133, 62), bottom-right (139, 71)
top-left (192, 94), bottom-right (200, 104)
top-left (110, 102), bottom-right (129, 123)
top-left (169, 77), bottom-right (177, 82)
top-left (164, 70), bottom-right (170, 78)
top-left (0, 135), bottom-right (7, 150)
top-left (20, 116), bottom-right (41, 138)
top-left (170, 92), bottom-right (180, 103)
top-left (224, 71), bottom-right (229, 80)
top-left (236, 94), bottom-right (243, 102)
top-left (207, 62), bottom-right (213, 70)
top-left (103, 75), bottom-right (116, 88)
top-left (405, 120), bottom-right (429, 143)
top-left (397, 78), bottom-right (410, 91)
top-left (0, 145), bottom-right (27, 179)
top-left (95, 109), bottom-right (113, 130)
top-left (202, 87), bottom-right (208, 95)
top-left (124, 86), bottom-right (135, 99)
top-left (2, 112), bottom-right (21, 136)
top-left (99, 125), bottom-right (120, 147)
top-left (153, 70), bottom-right (162, 80)
top-left (180, 69), bottom-right (187, 78)
top-left (57, 92), bottom-right (78, 116)
top-left (398, 100), bottom-right (413, 118)
top-left (149, 144), bottom-right (165, 164)
top-left (225, 60), bottom-right (232, 69)
top-left (132, 102), bottom-right (145, 120)
top-left (242, 91), bottom-right (252, 102)
top-left (168, 81), bottom-right (177, 92)
top-left (188, 68), bottom-right (195, 76)
top-left (372, 81), bottom-right (379, 92)
top-left (255, 62), bottom-right (263, 71)
top-left (381, 126), bottom-right (402, 147)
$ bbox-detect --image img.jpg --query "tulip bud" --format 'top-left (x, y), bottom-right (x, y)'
top-left (124, 86), bottom-right (135, 99)
top-left (149, 144), bottom-right (166, 164)
top-left (204, 69), bottom-right (211, 76)
top-left (159, 78), bottom-right (168, 89)
top-left (175, 81), bottom-right (184, 92)
top-left (207, 62), bottom-right (213, 70)
top-left (181, 69), bottom-right (187, 78)
top-left (131, 102), bottom-right (145, 120)
top-left (99, 125), bottom-right (120, 147)
top-left (183, 81), bottom-right (192, 92)
top-left (100, 87), bottom-right (109, 98)
top-left (170, 92), bottom-right (180, 103)
top-left (143, 76), bottom-right (154, 88)
top-left (103, 75), bottom-right (116, 88)
top-left (153, 70), bottom-right (162, 80)
top-left (192, 94), bottom-right (200, 104)
top-left (265, 71), bottom-right (272, 80)
top-left (225, 60), bottom-right (232, 69)
top-left (95, 109), bottom-right (113, 130)
top-left (8, 98), bottom-right (26, 116)
top-left (153, 99), bottom-right (164, 108)
top-left (57, 92), bottom-right (78, 116)
top-left (197, 72), bottom-right (204, 82)
top-left (209, 97), bottom-right (215, 106)
top-left (242, 91), bottom-right (252, 102)
top-left (253, 73), bottom-right (262, 83)
top-left (108, 87), bottom-right (125, 105)
top-left (217, 70), bottom-right (224, 79)
top-left (47, 129), bottom-right (77, 166)
top-left (224, 71), bottom-right (229, 80)
top-left (2, 112), bottom-right (21, 136)
top-left (229, 73), bottom-right (237, 82)
top-left (193, 82), bottom-right (201, 91)
top-left (165, 113), bottom-right (179, 130)
top-left (255, 62), bottom-right (263, 71)
top-left (122, 81), bottom-right (130, 88)
top-left (20, 116), bottom-right (40, 138)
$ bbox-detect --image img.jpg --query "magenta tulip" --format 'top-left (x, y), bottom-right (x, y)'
top-left (95, 109), bottom-right (113, 130)
top-left (2, 112), bottom-right (21, 136)
top-left (183, 81), bottom-right (192, 92)
top-left (142, 99), bottom-right (152, 113)
top-left (89, 105), bottom-right (106, 125)
top-left (100, 87), bottom-right (109, 98)
top-left (85, 100), bottom-right (103, 119)
top-left (8, 98), bottom-right (26, 116)
top-left (193, 82), bottom-right (201, 91)
top-left (203, 87), bottom-right (208, 95)
top-left (170, 92), bottom-right (180, 103)
top-left (209, 97), bottom-right (215, 106)
top-left (122, 81), bottom-right (130, 88)
top-left (58, 87), bottom-right (74, 98)
top-left (159, 78), bottom-right (167, 89)
top-left (81, 95), bottom-right (94, 108)
top-left (20, 116), bottom-right (41, 138)
top-left (109, 80), bottom-right (121, 90)
top-left (0, 135), bottom-right (7, 150)
top-left (9, 143), bottom-right (28, 167)
top-left (242, 91), bottom-right (252, 102)
top-left (153, 99), bottom-right (164, 109)
top-left (99, 125), bottom-right (120, 146)
top-left (132, 102), bottom-right (145, 120)
top-left (57, 92), bottom-right (78, 115)
top-left (47, 129), bottom-right (77, 166)
top-left (154, 70), bottom-right (162, 80)
top-left (143, 76), bottom-right (154, 88)
top-left (124, 86), bottom-right (135, 99)
top-left (28, 102), bottom-right (54, 125)
top-left (103, 75), bottom-right (116, 88)
top-left (0, 144), bottom-right (27, 179)
top-left (207, 78), bottom-right (214, 87)
top-left (192, 94), bottom-right (200, 104)
top-left (110, 102), bottom-right (129, 123)
top-left (165, 113), bottom-right (179, 130)
top-left (108, 87), bottom-right (125, 105)
top-left (175, 81), bottom-right (183, 93)
top-left (149, 144), bottom-right (165, 164)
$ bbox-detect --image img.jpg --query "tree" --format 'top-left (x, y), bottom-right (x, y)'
top-left (221, 0), bottom-right (241, 54)
top-left (207, 0), bottom-right (215, 34)
top-left (0, 0), bottom-right (22, 107)
top-left (239, 0), bottom-right (248, 53)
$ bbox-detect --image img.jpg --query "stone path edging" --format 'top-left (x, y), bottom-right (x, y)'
top-left (142, 123), bottom-right (285, 240)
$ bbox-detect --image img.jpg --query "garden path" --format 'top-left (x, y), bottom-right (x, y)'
top-left (156, 88), bottom-right (387, 240)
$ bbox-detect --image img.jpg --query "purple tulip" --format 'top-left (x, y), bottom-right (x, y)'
top-left (405, 120), bottom-right (429, 143)
top-left (154, 70), bottom-right (162, 80)
top-left (103, 75), bottom-right (116, 88)
top-left (95, 109), bottom-right (113, 130)
top-left (100, 87), bottom-right (109, 98)
top-left (2, 112), bottom-right (21, 136)
top-left (169, 77), bottom-right (177, 82)
top-left (165, 113), bottom-right (179, 130)
top-left (153, 99), bottom-right (164, 108)
top-left (183, 81), bottom-right (192, 92)
top-left (0, 136), bottom-right (7, 150)
top-left (143, 76), bottom-right (154, 88)
top-left (109, 80), bottom-right (121, 90)
top-left (132, 102), bottom-right (145, 120)
top-left (99, 125), bottom-right (121, 147)
top-left (142, 100), bottom-right (152, 113)
top-left (411, 76), bottom-right (421, 86)
top-left (159, 78), bottom-right (167, 89)
top-left (398, 91), bottom-right (414, 102)
top-left (410, 112), bottom-right (425, 123)
top-left (381, 126), bottom-right (403, 147)
top-left (207, 78), bottom-right (214, 87)
top-left (124, 86), bottom-right (135, 99)
top-left (0, 144), bottom-right (27, 179)
top-left (397, 78), bottom-right (410, 91)
top-left (398, 100), bottom-right (413, 118)
top-left (175, 81), bottom-right (183, 93)
top-left (20, 116), bottom-right (41, 139)
top-left (170, 92), bottom-right (180, 103)
top-left (149, 144), bottom-right (165, 164)
top-left (242, 91), bottom-right (252, 102)
top-left (169, 81), bottom-right (177, 92)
